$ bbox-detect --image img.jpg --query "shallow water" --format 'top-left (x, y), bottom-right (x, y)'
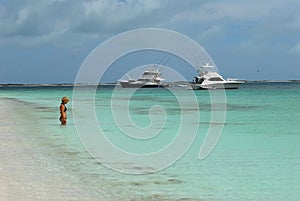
top-left (0, 82), bottom-right (299, 200)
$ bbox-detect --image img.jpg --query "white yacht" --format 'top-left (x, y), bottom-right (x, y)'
top-left (191, 63), bottom-right (244, 90)
top-left (119, 69), bottom-right (169, 88)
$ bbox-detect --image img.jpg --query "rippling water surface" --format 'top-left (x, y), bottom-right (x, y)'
top-left (0, 82), bottom-right (299, 200)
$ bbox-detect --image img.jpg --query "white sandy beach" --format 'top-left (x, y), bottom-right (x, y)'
top-left (0, 99), bottom-right (118, 201)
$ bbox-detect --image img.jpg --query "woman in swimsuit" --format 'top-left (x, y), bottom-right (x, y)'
top-left (59, 96), bottom-right (69, 125)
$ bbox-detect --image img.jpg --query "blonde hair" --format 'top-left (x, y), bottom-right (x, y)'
top-left (61, 96), bottom-right (69, 104)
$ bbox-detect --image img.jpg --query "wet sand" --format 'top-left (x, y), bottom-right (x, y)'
top-left (0, 100), bottom-right (36, 200)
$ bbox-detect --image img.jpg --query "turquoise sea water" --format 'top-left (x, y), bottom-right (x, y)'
top-left (0, 82), bottom-right (299, 200)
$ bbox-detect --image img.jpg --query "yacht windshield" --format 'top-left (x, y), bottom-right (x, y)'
top-left (209, 77), bottom-right (223, 81)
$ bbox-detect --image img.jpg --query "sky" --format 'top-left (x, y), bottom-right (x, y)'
top-left (0, 0), bottom-right (300, 83)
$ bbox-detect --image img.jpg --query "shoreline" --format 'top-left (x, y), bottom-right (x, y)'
top-left (0, 98), bottom-right (118, 201)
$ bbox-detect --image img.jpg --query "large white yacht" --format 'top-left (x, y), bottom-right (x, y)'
top-left (191, 63), bottom-right (244, 90)
top-left (119, 68), bottom-right (169, 88)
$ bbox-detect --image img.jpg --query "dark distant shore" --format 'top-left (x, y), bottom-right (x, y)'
top-left (0, 80), bottom-right (300, 88)
top-left (1, 80), bottom-right (300, 88)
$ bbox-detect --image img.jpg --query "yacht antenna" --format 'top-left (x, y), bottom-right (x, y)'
top-left (157, 56), bottom-right (168, 66)
top-left (159, 56), bottom-right (171, 71)
top-left (125, 73), bottom-right (132, 80)
top-left (153, 56), bottom-right (169, 71)
top-left (192, 54), bottom-right (202, 75)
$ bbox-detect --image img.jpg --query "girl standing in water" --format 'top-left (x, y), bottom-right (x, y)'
top-left (59, 96), bottom-right (69, 125)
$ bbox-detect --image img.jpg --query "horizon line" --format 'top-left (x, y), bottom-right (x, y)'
top-left (0, 79), bottom-right (300, 86)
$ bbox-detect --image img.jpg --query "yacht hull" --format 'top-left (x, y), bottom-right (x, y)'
top-left (192, 82), bottom-right (243, 90)
top-left (119, 81), bottom-right (169, 88)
